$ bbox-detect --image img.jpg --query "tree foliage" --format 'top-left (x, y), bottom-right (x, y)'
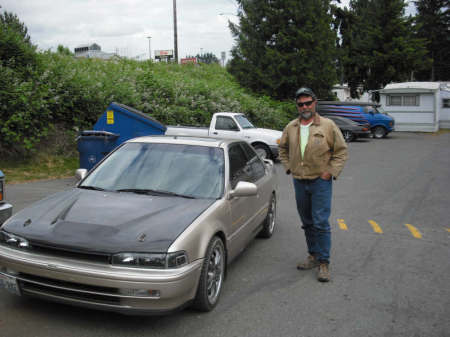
top-left (197, 52), bottom-right (220, 64)
top-left (56, 44), bottom-right (73, 56)
top-left (414, 0), bottom-right (450, 81)
top-left (0, 9), bottom-right (292, 158)
top-left (0, 10), bottom-right (38, 76)
top-left (185, 52), bottom-right (220, 64)
top-left (0, 9), bottom-right (47, 156)
top-left (228, 0), bottom-right (338, 100)
top-left (337, 0), bottom-right (430, 98)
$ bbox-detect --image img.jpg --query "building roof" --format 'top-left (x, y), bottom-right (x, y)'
top-left (379, 82), bottom-right (446, 94)
top-left (384, 82), bottom-right (441, 90)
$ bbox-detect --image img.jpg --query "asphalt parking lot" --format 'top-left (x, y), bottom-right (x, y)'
top-left (1, 131), bottom-right (449, 337)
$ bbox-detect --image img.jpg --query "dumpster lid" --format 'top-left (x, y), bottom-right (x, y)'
top-left (110, 102), bottom-right (166, 132)
top-left (79, 130), bottom-right (119, 138)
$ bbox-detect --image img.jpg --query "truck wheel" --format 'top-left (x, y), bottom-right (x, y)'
top-left (193, 236), bottom-right (225, 312)
top-left (253, 144), bottom-right (271, 159)
top-left (372, 126), bottom-right (386, 139)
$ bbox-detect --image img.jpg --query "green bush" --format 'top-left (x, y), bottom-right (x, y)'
top-left (1, 45), bottom-right (294, 158)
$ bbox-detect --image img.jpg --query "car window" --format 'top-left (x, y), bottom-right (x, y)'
top-left (228, 144), bottom-right (251, 188)
top-left (81, 143), bottom-right (225, 199)
top-left (240, 142), bottom-right (266, 182)
top-left (364, 106), bottom-right (379, 114)
top-left (216, 116), bottom-right (239, 131)
top-left (234, 115), bottom-right (255, 129)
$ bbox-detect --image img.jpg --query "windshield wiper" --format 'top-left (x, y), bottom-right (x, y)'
top-left (78, 185), bottom-right (106, 191)
top-left (116, 188), bottom-right (159, 195)
top-left (154, 189), bottom-right (196, 199)
top-left (117, 188), bottom-right (195, 199)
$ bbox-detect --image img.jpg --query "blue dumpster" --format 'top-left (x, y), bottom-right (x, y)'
top-left (77, 131), bottom-right (119, 170)
top-left (93, 102), bottom-right (166, 145)
top-left (77, 102), bottom-right (166, 170)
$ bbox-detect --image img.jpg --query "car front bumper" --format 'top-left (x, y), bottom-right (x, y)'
top-left (0, 245), bottom-right (203, 314)
top-left (354, 130), bottom-right (372, 138)
top-left (0, 202), bottom-right (12, 225)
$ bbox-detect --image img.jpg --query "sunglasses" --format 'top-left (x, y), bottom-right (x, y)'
top-left (296, 100), bottom-right (315, 108)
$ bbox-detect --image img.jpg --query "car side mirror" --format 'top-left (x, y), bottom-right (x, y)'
top-left (75, 169), bottom-right (88, 181)
top-left (229, 181), bottom-right (257, 198)
top-left (263, 158), bottom-right (274, 166)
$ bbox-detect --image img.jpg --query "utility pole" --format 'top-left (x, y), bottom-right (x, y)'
top-left (173, 0), bottom-right (178, 63)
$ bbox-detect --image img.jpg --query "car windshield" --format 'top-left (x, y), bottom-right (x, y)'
top-left (80, 143), bottom-right (225, 199)
top-left (367, 106), bottom-right (384, 114)
top-left (235, 115), bottom-right (255, 129)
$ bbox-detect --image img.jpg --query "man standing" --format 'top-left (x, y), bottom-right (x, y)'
top-left (279, 88), bottom-right (348, 282)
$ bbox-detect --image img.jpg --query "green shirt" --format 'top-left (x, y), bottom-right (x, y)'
top-left (300, 122), bottom-right (312, 158)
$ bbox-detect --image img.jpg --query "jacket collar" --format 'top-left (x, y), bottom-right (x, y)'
top-left (294, 114), bottom-right (321, 127)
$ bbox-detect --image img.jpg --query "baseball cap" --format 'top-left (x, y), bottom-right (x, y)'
top-left (295, 87), bottom-right (316, 100)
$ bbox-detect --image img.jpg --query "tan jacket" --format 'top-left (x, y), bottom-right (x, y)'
top-left (279, 114), bottom-right (348, 179)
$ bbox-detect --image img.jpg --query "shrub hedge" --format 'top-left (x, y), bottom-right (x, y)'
top-left (1, 52), bottom-right (295, 158)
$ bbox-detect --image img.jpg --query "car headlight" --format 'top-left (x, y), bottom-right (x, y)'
top-left (111, 251), bottom-right (188, 269)
top-left (0, 231), bottom-right (30, 249)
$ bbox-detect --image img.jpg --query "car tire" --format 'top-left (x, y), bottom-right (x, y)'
top-left (193, 236), bottom-right (225, 312)
top-left (342, 130), bottom-right (354, 142)
top-left (253, 144), bottom-right (271, 160)
top-left (372, 126), bottom-right (386, 139)
top-left (258, 193), bottom-right (276, 238)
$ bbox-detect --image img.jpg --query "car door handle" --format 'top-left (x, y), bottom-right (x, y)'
top-left (213, 132), bottom-right (218, 135)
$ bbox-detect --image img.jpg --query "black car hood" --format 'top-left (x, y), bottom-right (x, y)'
top-left (2, 188), bottom-right (215, 253)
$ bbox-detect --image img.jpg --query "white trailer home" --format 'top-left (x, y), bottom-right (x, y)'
top-left (379, 82), bottom-right (450, 132)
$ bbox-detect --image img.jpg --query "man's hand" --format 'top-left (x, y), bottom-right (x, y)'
top-left (320, 171), bottom-right (332, 180)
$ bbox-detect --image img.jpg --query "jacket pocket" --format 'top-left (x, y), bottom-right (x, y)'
top-left (311, 132), bottom-right (329, 154)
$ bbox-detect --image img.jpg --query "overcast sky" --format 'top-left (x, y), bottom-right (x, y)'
top-left (1, 0), bottom-right (414, 62)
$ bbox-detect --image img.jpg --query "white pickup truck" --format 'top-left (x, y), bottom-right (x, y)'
top-left (165, 112), bottom-right (282, 159)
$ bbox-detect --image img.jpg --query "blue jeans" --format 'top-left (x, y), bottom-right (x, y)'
top-left (293, 177), bottom-right (332, 264)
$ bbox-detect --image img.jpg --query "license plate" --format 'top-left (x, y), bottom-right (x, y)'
top-left (0, 273), bottom-right (21, 296)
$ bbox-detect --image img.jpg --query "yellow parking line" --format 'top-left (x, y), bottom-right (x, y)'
top-left (337, 219), bottom-right (348, 230)
top-left (405, 224), bottom-right (422, 239)
top-left (368, 220), bottom-right (383, 234)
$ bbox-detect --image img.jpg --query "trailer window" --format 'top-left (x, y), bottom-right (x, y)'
top-left (387, 95), bottom-right (419, 106)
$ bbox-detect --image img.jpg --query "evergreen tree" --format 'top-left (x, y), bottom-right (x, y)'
top-left (196, 52), bottom-right (220, 64)
top-left (340, 0), bottom-right (429, 98)
top-left (228, 0), bottom-right (338, 100)
top-left (0, 9), bottom-right (38, 75)
top-left (56, 45), bottom-right (73, 56)
top-left (414, 0), bottom-right (450, 81)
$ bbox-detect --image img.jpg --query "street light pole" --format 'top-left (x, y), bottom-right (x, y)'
top-left (147, 36), bottom-right (152, 60)
top-left (173, 0), bottom-right (178, 63)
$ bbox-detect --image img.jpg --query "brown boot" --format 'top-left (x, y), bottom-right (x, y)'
top-left (297, 255), bottom-right (319, 270)
top-left (317, 263), bottom-right (330, 282)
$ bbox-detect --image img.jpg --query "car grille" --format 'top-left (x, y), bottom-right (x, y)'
top-left (28, 242), bottom-right (111, 264)
top-left (17, 272), bottom-right (122, 305)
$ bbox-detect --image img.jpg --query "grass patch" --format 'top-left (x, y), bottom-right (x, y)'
top-left (3, 154), bottom-right (79, 184)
